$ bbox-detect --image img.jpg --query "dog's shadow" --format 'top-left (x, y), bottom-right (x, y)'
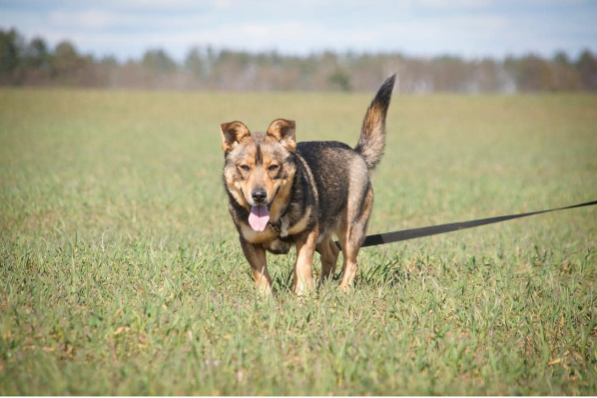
top-left (266, 252), bottom-right (409, 294)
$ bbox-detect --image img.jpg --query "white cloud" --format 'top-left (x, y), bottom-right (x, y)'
top-left (418, 0), bottom-right (492, 9)
top-left (48, 10), bottom-right (119, 29)
top-left (113, 0), bottom-right (205, 8)
top-left (1, 0), bottom-right (595, 61)
top-left (213, 0), bottom-right (232, 9)
top-left (43, 7), bottom-right (221, 32)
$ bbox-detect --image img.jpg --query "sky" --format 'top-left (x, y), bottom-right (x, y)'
top-left (1, 0), bottom-right (596, 62)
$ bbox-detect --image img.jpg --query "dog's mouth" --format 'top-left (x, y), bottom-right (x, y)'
top-left (247, 186), bottom-right (282, 232)
top-left (248, 205), bottom-right (270, 232)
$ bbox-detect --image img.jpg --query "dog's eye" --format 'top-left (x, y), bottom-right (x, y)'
top-left (268, 164), bottom-right (279, 172)
top-left (239, 164), bottom-right (250, 171)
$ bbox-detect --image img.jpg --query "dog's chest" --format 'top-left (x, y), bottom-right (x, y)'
top-left (238, 219), bottom-right (293, 254)
top-left (262, 237), bottom-right (292, 254)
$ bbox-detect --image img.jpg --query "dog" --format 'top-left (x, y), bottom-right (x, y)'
top-left (220, 75), bottom-right (395, 295)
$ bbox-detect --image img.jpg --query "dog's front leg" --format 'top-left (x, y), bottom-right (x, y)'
top-left (240, 239), bottom-right (272, 295)
top-left (292, 227), bottom-right (318, 295)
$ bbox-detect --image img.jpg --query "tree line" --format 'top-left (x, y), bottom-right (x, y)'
top-left (1, 27), bottom-right (596, 93)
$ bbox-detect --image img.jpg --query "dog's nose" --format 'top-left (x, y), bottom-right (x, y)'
top-left (251, 189), bottom-right (267, 204)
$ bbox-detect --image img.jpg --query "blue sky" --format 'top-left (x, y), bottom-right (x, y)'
top-left (1, 0), bottom-right (596, 62)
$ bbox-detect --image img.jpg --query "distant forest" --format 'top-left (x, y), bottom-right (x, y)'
top-left (2, 28), bottom-right (597, 93)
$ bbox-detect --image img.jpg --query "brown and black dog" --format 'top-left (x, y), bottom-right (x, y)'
top-left (220, 75), bottom-right (395, 294)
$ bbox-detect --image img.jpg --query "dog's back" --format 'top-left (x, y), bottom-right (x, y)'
top-left (296, 141), bottom-right (367, 238)
top-left (295, 75), bottom-right (396, 241)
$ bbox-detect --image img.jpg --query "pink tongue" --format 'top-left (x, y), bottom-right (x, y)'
top-left (248, 205), bottom-right (270, 232)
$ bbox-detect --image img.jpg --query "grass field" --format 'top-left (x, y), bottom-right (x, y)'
top-left (1, 88), bottom-right (596, 395)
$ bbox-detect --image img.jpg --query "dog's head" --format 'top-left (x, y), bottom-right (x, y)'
top-left (220, 119), bottom-right (297, 232)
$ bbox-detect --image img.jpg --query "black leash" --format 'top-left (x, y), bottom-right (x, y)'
top-left (348, 199), bottom-right (597, 249)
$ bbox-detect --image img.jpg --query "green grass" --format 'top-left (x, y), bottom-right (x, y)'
top-left (1, 88), bottom-right (596, 395)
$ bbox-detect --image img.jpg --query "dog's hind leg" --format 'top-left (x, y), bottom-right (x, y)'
top-left (240, 239), bottom-right (272, 295)
top-left (292, 226), bottom-right (319, 295)
top-left (317, 235), bottom-right (340, 282)
top-left (339, 185), bottom-right (373, 292)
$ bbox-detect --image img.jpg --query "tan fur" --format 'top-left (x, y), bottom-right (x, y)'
top-left (240, 240), bottom-right (272, 295)
top-left (317, 235), bottom-right (340, 280)
top-left (292, 226), bottom-right (319, 294)
top-left (221, 121), bottom-right (250, 153)
top-left (239, 223), bottom-right (278, 244)
top-left (286, 207), bottom-right (312, 236)
top-left (356, 105), bottom-right (385, 170)
top-left (268, 169), bottom-right (293, 222)
top-left (267, 119), bottom-right (297, 151)
top-left (339, 185), bottom-right (373, 292)
top-left (221, 124), bottom-right (296, 218)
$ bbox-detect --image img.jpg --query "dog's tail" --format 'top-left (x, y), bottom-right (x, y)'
top-left (354, 74), bottom-right (396, 170)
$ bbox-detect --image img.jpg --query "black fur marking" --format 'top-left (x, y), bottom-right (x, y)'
top-left (255, 144), bottom-right (262, 165)
top-left (370, 74), bottom-right (396, 118)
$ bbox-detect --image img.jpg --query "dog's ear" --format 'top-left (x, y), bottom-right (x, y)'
top-left (267, 119), bottom-right (296, 151)
top-left (220, 121), bottom-right (250, 153)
